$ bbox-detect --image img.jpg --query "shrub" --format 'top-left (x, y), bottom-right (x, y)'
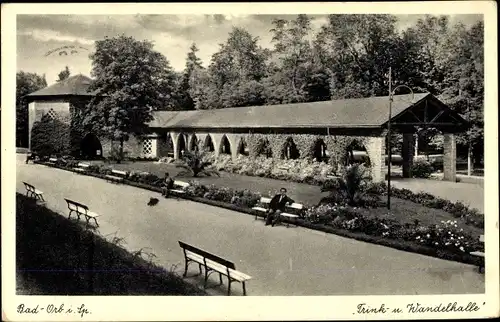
top-left (31, 119), bottom-right (71, 157)
top-left (320, 164), bottom-right (379, 207)
top-left (412, 159), bottom-right (434, 178)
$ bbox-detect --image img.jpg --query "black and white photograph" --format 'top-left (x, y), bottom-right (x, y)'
top-left (2, 2), bottom-right (498, 321)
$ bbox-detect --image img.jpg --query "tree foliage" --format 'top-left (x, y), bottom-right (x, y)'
top-left (16, 71), bottom-right (47, 147)
top-left (83, 35), bottom-right (178, 160)
top-left (57, 66), bottom-right (71, 82)
top-left (177, 43), bottom-right (203, 110)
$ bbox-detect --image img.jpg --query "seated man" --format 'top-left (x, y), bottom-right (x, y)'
top-left (161, 172), bottom-right (175, 198)
top-left (265, 187), bottom-right (295, 227)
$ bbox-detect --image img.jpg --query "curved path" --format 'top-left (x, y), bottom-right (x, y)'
top-left (16, 156), bottom-right (484, 295)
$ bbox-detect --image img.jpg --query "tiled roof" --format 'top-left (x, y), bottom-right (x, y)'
top-left (26, 74), bottom-right (97, 97)
top-left (150, 93), bottom-right (431, 129)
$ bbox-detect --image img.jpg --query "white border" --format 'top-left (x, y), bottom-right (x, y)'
top-left (2, 2), bottom-right (498, 321)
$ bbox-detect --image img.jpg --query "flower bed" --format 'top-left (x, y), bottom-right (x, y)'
top-left (34, 160), bottom-right (484, 266)
top-left (203, 154), bottom-right (336, 186)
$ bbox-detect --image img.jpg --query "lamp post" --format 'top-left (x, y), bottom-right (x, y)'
top-left (387, 67), bottom-right (415, 210)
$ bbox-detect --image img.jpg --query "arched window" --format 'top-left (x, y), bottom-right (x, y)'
top-left (283, 137), bottom-right (300, 159)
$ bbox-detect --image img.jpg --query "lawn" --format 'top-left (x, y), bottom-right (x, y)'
top-left (84, 160), bottom-right (483, 238)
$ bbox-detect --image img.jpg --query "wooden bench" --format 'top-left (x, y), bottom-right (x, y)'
top-left (171, 180), bottom-right (190, 194)
top-left (64, 198), bottom-right (100, 227)
top-left (252, 197), bottom-right (304, 227)
top-left (47, 157), bottom-right (58, 165)
top-left (22, 182), bottom-right (45, 202)
top-left (72, 162), bottom-right (90, 172)
top-left (178, 241), bottom-right (251, 296)
top-left (104, 169), bottom-right (128, 183)
top-left (470, 234), bottom-right (485, 273)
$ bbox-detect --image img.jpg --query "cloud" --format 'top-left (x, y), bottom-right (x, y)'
top-left (18, 29), bottom-right (94, 45)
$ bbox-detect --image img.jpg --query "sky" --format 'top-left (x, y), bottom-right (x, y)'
top-left (16, 14), bottom-right (482, 85)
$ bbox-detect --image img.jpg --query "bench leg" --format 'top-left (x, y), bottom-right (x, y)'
top-left (68, 210), bottom-right (74, 220)
top-left (227, 279), bottom-right (232, 296)
top-left (204, 269), bottom-right (209, 289)
top-left (242, 281), bottom-right (247, 296)
top-left (198, 264), bottom-right (203, 276)
top-left (219, 273), bottom-right (223, 285)
top-left (183, 259), bottom-right (189, 277)
top-left (93, 217), bottom-right (99, 227)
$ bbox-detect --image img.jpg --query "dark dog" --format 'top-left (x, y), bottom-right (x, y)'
top-left (25, 153), bottom-right (38, 164)
top-left (147, 197), bottom-right (159, 206)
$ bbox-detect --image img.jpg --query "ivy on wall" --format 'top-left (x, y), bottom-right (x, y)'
top-left (31, 118), bottom-right (71, 156)
top-left (245, 133), bottom-right (272, 158)
top-left (292, 134), bottom-right (323, 159)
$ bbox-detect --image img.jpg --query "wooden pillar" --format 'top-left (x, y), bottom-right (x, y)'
top-left (402, 133), bottom-right (415, 178)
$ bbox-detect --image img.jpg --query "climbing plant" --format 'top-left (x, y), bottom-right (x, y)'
top-left (245, 133), bottom-right (271, 158)
top-left (324, 135), bottom-right (354, 174)
top-left (292, 134), bottom-right (323, 159)
top-left (31, 118), bottom-right (71, 157)
top-left (267, 134), bottom-right (289, 159)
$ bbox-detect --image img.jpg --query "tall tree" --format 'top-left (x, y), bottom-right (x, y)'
top-left (84, 35), bottom-right (177, 161)
top-left (200, 27), bottom-right (267, 109)
top-left (264, 14), bottom-right (329, 104)
top-left (57, 66), bottom-right (71, 82)
top-left (314, 14), bottom-right (402, 99)
top-left (177, 43), bottom-right (203, 110)
top-left (16, 71), bottom-right (47, 147)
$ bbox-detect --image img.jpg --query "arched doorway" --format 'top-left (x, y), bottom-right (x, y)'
top-left (220, 135), bottom-right (231, 155)
top-left (237, 137), bottom-right (249, 156)
top-left (345, 139), bottom-right (371, 167)
top-left (189, 135), bottom-right (199, 152)
top-left (80, 133), bottom-right (103, 160)
top-left (283, 137), bottom-right (300, 159)
top-left (178, 134), bottom-right (186, 158)
top-left (204, 135), bottom-right (215, 152)
top-left (313, 139), bottom-right (328, 162)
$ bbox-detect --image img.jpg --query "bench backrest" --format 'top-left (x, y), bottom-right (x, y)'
top-left (288, 203), bottom-right (304, 210)
top-left (174, 180), bottom-right (190, 188)
top-left (49, 157), bottom-right (58, 162)
top-left (178, 241), bottom-right (235, 270)
top-left (111, 169), bottom-right (128, 176)
top-left (260, 197), bottom-right (272, 204)
top-left (23, 182), bottom-right (35, 192)
top-left (78, 163), bottom-right (90, 168)
top-left (64, 198), bottom-right (89, 214)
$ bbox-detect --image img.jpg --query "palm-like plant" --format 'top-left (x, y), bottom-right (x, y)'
top-left (175, 150), bottom-right (220, 177)
top-left (321, 164), bottom-right (369, 206)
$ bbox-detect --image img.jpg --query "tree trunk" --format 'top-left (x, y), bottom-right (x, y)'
top-left (118, 138), bottom-right (124, 164)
